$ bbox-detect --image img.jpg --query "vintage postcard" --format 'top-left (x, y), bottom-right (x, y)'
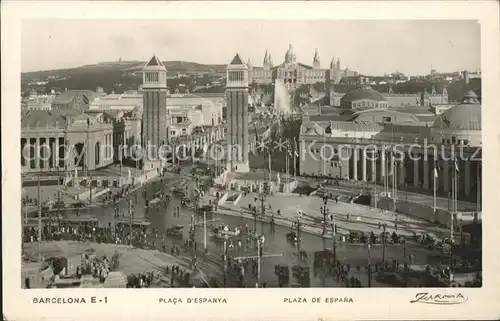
top-left (2, 1), bottom-right (499, 320)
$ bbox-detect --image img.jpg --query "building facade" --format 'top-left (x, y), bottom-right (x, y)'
top-left (22, 94), bottom-right (56, 111)
top-left (88, 92), bottom-right (223, 128)
top-left (330, 84), bottom-right (449, 108)
top-left (248, 45), bottom-right (357, 89)
top-left (299, 91), bottom-right (481, 202)
top-left (226, 54), bottom-right (250, 173)
top-left (141, 55), bottom-right (168, 170)
top-left (51, 90), bottom-right (100, 111)
top-left (21, 110), bottom-right (135, 173)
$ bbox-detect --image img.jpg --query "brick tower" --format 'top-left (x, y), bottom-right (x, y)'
top-left (141, 55), bottom-right (167, 170)
top-left (226, 53), bottom-right (249, 173)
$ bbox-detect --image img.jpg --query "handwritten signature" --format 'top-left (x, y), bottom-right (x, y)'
top-left (410, 292), bottom-right (468, 305)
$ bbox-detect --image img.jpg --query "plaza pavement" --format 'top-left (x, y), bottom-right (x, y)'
top-left (314, 180), bottom-right (478, 212)
top-left (203, 190), bottom-right (456, 241)
top-left (22, 241), bottom-right (198, 288)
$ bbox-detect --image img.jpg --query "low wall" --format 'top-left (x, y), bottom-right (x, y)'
top-left (376, 197), bottom-right (481, 227)
top-left (91, 188), bottom-right (111, 201)
top-left (132, 169), bottom-right (160, 186)
top-left (280, 180), bottom-right (299, 193)
top-left (217, 192), bottom-right (229, 205)
top-left (76, 187), bottom-right (110, 201)
top-left (225, 192), bottom-right (243, 206)
top-left (376, 198), bottom-right (452, 227)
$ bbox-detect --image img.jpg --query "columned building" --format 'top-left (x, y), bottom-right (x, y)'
top-left (141, 55), bottom-right (168, 170)
top-left (299, 91), bottom-right (481, 202)
top-left (21, 110), bottom-right (135, 173)
top-left (225, 54), bottom-right (250, 173)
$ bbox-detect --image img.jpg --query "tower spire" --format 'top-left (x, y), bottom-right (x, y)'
top-left (313, 48), bottom-right (320, 69)
top-left (141, 54), bottom-right (168, 170)
top-left (313, 49), bottom-right (320, 62)
top-left (226, 53), bottom-right (250, 173)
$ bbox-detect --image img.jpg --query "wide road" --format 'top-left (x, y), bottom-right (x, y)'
top-left (45, 177), bottom-right (448, 287)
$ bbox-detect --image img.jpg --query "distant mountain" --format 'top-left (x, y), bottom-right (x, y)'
top-left (22, 60), bottom-right (226, 80)
top-left (21, 60), bottom-right (227, 95)
top-left (122, 61), bottom-right (226, 74)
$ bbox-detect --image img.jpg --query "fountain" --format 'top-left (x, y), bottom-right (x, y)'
top-left (273, 79), bottom-right (292, 115)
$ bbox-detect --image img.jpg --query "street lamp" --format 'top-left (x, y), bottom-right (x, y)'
top-left (367, 242), bottom-right (372, 288)
top-left (382, 223), bottom-right (387, 268)
top-left (321, 196), bottom-right (329, 236)
top-left (330, 214), bottom-right (337, 264)
top-left (223, 234), bottom-right (228, 287)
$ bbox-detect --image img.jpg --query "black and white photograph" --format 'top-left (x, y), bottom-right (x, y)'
top-left (18, 18), bottom-right (484, 290)
top-left (3, 1), bottom-right (499, 320)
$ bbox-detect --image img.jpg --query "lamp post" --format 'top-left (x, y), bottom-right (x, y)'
top-left (382, 223), bottom-right (387, 268)
top-left (367, 242), bottom-right (372, 288)
top-left (293, 211), bottom-right (303, 263)
top-left (331, 214), bottom-right (337, 264)
top-left (258, 191), bottom-right (266, 232)
top-left (223, 234), bottom-right (228, 287)
top-left (321, 196), bottom-right (328, 236)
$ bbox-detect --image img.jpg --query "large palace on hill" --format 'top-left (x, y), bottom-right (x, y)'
top-left (247, 44), bottom-right (357, 89)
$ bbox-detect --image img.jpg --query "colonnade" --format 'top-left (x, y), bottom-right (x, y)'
top-left (21, 136), bottom-right (66, 171)
top-left (346, 146), bottom-right (479, 198)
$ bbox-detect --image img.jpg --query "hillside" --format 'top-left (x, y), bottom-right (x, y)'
top-left (22, 60), bottom-right (226, 80)
top-left (121, 61), bottom-right (226, 74)
top-left (21, 60), bottom-right (227, 94)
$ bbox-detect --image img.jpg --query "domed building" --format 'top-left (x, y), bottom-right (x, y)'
top-left (299, 89), bottom-right (482, 205)
top-left (284, 44), bottom-right (297, 65)
top-left (430, 90), bottom-right (481, 146)
top-left (340, 86), bottom-right (388, 109)
top-left (247, 44), bottom-right (358, 88)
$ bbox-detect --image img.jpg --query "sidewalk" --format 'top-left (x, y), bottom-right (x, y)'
top-left (204, 189), bottom-right (454, 241)
top-left (320, 180), bottom-right (478, 212)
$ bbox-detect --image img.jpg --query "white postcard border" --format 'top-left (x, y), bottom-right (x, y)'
top-left (2, 1), bottom-right (500, 320)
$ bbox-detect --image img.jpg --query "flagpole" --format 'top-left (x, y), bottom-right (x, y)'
top-left (293, 139), bottom-right (297, 182)
top-left (268, 148), bottom-right (272, 186)
top-left (385, 150), bottom-right (388, 196)
top-left (286, 144), bottom-right (289, 193)
top-left (433, 162), bottom-right (437, 214)
top-left (323, 135), bottom-right (326, 177)
top-left (450, 159), bottom-right (457, 285)
top-left (451, 160), bottom-right (455, 241)
top-left (393, 152), bottom-right (396, 200)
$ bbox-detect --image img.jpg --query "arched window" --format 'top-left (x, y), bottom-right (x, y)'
top-left (74, 143), bottom-right (85, 168)
top-left (95, 142), bottom-right (100, 166)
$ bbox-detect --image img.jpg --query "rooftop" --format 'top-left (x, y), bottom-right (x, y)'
top-left (230, 54), bottom-right (244, 65)
top-left (341, 86), bottom-right (387, 103)
top-left (53, 90), bottom-right (96, 106)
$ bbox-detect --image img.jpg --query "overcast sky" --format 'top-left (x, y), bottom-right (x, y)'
top-left (22, 19), bottom-right (480, 75)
